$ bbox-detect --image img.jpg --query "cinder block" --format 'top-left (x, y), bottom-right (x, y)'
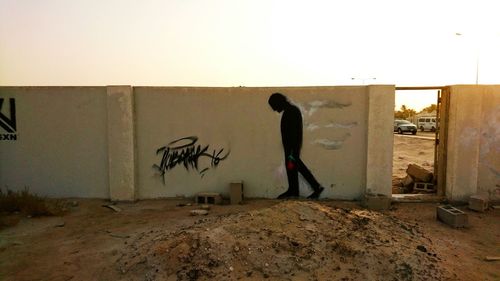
top-left (195, 192), bottom-right (222, 205)
top-left (437, 205), bottom-right (468, 228)
top-left (362, 194), bottom-right (391, 211)
top-left (229, 181), bottom-right (243, 205)
top-left (413, 182), bottom-right (436, 192)
top-left (468, 195), bottom-right (488, 212)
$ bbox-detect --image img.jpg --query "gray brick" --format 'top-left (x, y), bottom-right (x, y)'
top-left (437, 205), bottom-right (468, 228)
top-left (229, 181), bottom-right (243, 205)
top-left (468, 195), bottom-right (488, 212)
top-left (195, 192), bottom-right (222, 205)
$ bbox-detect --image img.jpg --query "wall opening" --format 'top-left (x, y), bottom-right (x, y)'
top-left (392, 87), bottom-right (447, 196)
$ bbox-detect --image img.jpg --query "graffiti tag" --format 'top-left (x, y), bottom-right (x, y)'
top-left (153, 136), bottom-right (230, 184)
top-left (0, 98), bottom-right (17, 141)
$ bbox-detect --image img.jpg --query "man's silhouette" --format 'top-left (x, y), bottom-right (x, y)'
top-left (268, 93), bottom-right (324, 199)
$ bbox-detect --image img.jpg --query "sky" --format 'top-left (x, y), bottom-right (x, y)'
top-left (1, 0), bottom-right (499, 111)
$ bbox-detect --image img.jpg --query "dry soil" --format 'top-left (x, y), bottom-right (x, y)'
top-left (0, 199), bottom-right (499, 281)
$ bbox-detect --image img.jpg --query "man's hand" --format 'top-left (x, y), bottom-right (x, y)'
top-left (286, 154), bottom-right (296, 170)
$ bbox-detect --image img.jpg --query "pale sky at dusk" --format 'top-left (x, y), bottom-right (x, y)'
top-left (1, 0), bottom-right (499, 111)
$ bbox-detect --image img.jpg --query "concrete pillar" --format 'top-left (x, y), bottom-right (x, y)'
top-left (107, 86), bottom-right (136, 201)
top-left (446, 86), bottom-right (483, 201)
top-left (365, 85), bottom-right (395, 197)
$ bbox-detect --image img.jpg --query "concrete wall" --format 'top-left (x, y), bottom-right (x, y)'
top-left (135, 86), bottom-right (394, 199)
top-left (0, 85), bottom-right (394, 200)
top-left (3, 84), bottom-right (499, 202)
top-left (0, 87), bottom-right (109, 197)
top-left (446, 85), bottom-right (500, 201)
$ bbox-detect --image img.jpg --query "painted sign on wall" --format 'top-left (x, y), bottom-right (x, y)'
top-left (0, 98), bottom-right (17, 141)
top-left (153, 136), bottom-right (230, 184)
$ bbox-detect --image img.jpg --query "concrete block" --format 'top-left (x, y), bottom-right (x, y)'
top-left (362, 194), bottom-right (391, 211)
top-left (407, 164), bottom-right (433, 182)
top-left (437, 205), bottom-right (468, 228)
top-left (402, 175), bottom-right (414, 187)
top-left (413, 182), bottom-right (436, 193)
top-left (468, 195), bottom-right (488, 212)
top-left (195, 192), bottom-right (222, 205)
top-left (229, 181), bottom-right (243, 205)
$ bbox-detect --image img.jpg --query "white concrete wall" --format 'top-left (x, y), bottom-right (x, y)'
top-left (134, 86), bottom-right (380, 199)
top-left (477, 87), bottom-right (500, 201)
top-left (0, 87), bottom-right (109, 197)
top-left (447, 85), bottom-right (500, 201)
top-left (0, 85), bottom-right (395, 200)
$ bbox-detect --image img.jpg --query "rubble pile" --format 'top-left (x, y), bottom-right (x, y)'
top-left (393, 164), bottom-right (435, 194)
top-left (117, 201), bottom-right (445, 280)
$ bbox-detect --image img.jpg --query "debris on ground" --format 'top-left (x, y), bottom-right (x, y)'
top-left (190, 210), bottom-right (209, 216)
top-left (177, 203), bottom-right (193, 207)
top-left (118, 201), bottom-right (445, 280)
top-left (393, 164), bottom-right (436, 194)
top-left (102, 204), bottom-right (122, 212)
top-left (107, 231), bottom-right (130, 239)
top-left (199, 205), bottom-right (211, 210)
top-left (54, 221), bottom-right (65, 227)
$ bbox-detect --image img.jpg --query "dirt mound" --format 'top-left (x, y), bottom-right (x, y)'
top-left (117, 201), bottom-right (444, 280)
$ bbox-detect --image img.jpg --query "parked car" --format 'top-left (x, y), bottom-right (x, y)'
top-left (394, 120), bottom-right (417, 135)
top-left (417, 117), bottom-right (437, 132)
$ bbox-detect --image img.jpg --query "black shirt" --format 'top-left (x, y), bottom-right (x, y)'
top-left (281, 103), bottom-right (303, 157)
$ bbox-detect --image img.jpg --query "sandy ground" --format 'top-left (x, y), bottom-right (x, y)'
top-left (392, 133), bottom-right (436, 194)
top-left (393, 132), bottom-right (436, 179)
top-left (1, 198), bottom-right (499, 281)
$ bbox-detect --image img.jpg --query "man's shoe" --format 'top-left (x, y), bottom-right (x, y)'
top-left (277, 190), bottom-right (299, 199)
top-left (307, 186), bottom-right (324, 200)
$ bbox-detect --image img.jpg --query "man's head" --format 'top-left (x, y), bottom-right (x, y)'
top-left (268, 92), bottom-right (288, 112)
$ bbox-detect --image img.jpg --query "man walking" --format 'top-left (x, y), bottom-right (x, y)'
top-left (268, 92), bottom-right (324, 199)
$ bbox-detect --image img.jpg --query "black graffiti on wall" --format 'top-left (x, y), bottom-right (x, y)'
top-left (0, 98), bottom-right (17, 141)
top-left (153, 136), bottom-right (230, 184)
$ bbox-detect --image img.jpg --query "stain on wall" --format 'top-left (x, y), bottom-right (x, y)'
top-left (312, 133), bottom-right (351, 150)
top-left (296, 99), bottom-right (358, 151)
top-left (306, 121), bottom-right (358, 131)
top-left (302, 100), bottom-right (352, 117)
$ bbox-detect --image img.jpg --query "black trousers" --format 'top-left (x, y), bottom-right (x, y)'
top-left (285, 156), bottom-right (321, 194)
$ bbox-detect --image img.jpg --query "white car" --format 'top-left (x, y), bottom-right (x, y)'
top-left (417, 117), bottom-right (437, 132)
